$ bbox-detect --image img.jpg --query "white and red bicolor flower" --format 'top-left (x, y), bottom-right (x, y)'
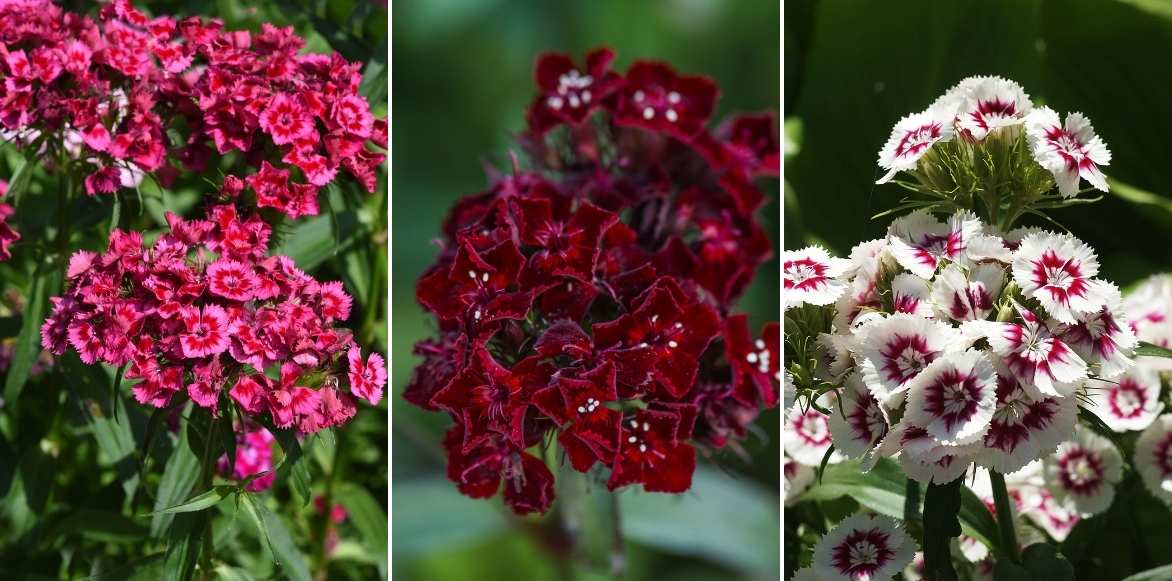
top-left (813, 513), bottom-right (918, 581)
top-left (1057, 284), bottom-right (1136, 380)
top-left (784, 246), bottom-right (850, 309)
top-left (1124, 274), bottom-right (1172, 336)
top-left (980, 306), bottom-right (1088, 398)
top-left (903, 350), bottom-right (998, 447)
top-left (1012, 231), bottom-right (1110, 324)
top-left (1025, 106), bottom-right (1111, 197)
top-left (876, 108), bottom-right (955, 184)
top-left (786, 401), bottom-right (842, 466)
top-left (1018, 485), bottom-right (1081, 542)
top-left (930, 263), bottom-right (1005, 322)
top-left (784, 453), bottom-right (815, 506)
top-left (855, 314), bottom-right (966, 407)
top-left (1088, 367), bottom-right (1163, 432)
top-left (886, 210), bottom-right (982, 279)
top-left (890, 274), bottom-right (933, 318)
top-left (954, 76), bottom-right (1033, 142)
top-left (816, 332), bottom-right (857, 382)
top-left (1044, 428), bottom-right (1123, 516)
top-left (876, 423), bottom-right (977, 485)
top-left (975, 365), bottom-right (1077, 474)
top-left (1135, 414), bottom-right (1172, 505)
top-left (828, 373), bottom-right (889, 468)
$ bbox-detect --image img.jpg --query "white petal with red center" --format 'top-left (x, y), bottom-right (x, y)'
top-left (930, 263), bottom-right (1005, 322)
top-left (817, 332), bottom-right (857, 382)
top-left (784, 453), bottom-right (815, 506)
top-left (1123, 274), bottom-right (1172, 336)
top-left (1134, 322), bottom-right (1172, 373)
top-left (1088, 367), bottom-right (1162, 432)
top-left (975, 362), bottom-right (1078, 474)
top-left (855, 314), bottom-right (967, 407)
top-left (904, 350), bottom-right (998, 446)
top-left (887, 210), bottom-right (982, 279)
top-left (834, 276), bottom-right (884, 332)
top-left (965, 233), bottom-right (1014, 263)
top-left (1018, 485), bottom-right (1080, 541)
top-left (955, 76), bottom-right (1032, 141)
top-left (877, 108), bottom-right (956, 184)
top-left (829, 373), bottom-right (890, 465)
top-left (1135, 415), bottom-right (1172, 505)
top-left (900, 444), bottom-right (975, 485)
top-left (845, 238), bottom-right (891, 281)
top-left (784, 246), bottom-right (851, 309)
top-left (1012, 232), bottom-right (1106, 323)
top-left (1025, 106), bottom-right (1111, 198)
top-left (891, 273), bottom-right (934, 318)
top-left (982, 310), bottom-right (1087, 398)
top-left (1044, 427), bottom-right (1123, 516)
top-left (813, 513), bottom-right (918, 581)
top-left (786, 402), bottom-right (842, 466)
top-left (1057, 283), bottom-right (1136, 380)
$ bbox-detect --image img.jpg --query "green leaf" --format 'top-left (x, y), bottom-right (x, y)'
top-left (923, 478), bottom-right (962, 581)
top-left (3, 269), bottom-right (57, 403)
top-left (391, 477), bottom-right (509, 558)
top-left (48, 509), bottom-right (149, 544)
top-left (1135, 341), bottom-right (1172, 359)
top-left (152, 411), bottom-right (201, 537)
top-left (161, 511), bottom-right (207, 581)
top-left (1020, 543), bottom-right (1075, 580)
top-left (1123, 564), bottom-right (1172, 581)
top-left (150, 485), bottom-right (234, 516)
top-left (212, 565), bottom-right (256, 581)
top-left (6, 153), bottom-right (33, 208)
top-left (334, 483), bottom-right (388, 571)
top-left (621, 466), bottom-right (780, 576)
top-left (240, 494), bottom-right (312, 581)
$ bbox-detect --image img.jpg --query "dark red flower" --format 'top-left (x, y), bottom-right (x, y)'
top-left (516, 197), bottom-right (618, 285)
top-left (725, 314), bottom-right (781, 408)
top-left (615, 61), bottom-right (718, 139)
top-left (527, 47), bottom-right (623, 135)
top-left (607, 408), bottom-right (696, 493)
top-left (416, 239), bottom-right (532, 334)
top-left (534, 362), bottom-right (621, 472)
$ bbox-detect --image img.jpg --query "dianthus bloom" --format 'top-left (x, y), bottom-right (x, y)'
top-left (811, 513), bottom-right (918, 581)
top-left (219, 423), bottom-right (277, 492)
top-left (406, 48), bottom-right (779, 515)
top-left (41, 207), bottom-right (385, 434)
top-left (0, 0), bottom-right (386, 219)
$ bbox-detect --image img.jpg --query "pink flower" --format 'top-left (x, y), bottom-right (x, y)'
top-left (259, 93), bottom-right (317, 146)
top-left (179, 304), bottom-right (231, 358)
top-left (347, 346), bottom-right (386, 406)
top-left (206, 259), bottom-right (259, 301)
top-left (84, 166), bottom-right (122, 195)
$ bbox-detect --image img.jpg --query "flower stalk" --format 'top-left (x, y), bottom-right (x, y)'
top-left (990, 471), bottom-right (1020, 564)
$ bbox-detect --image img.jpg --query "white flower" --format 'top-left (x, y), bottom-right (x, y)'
top-left (855, 314), bottom-right (967, 407)
top-left (1057, 283), bottom-right (1136, 380)
top-left (876, 423), bottom-right (976, 485)
top-left (785, 246), bottom-right (851, 309)
top-left (930, 263), bottom-right (1005, 322)
top-left (979, 306), bottom-right (1087, 398)
top-left (786, 402), bottom-right (842, 466)
top-left (954, 76), bottom-right (1033, 141)
top-left (835, 277), bottom-right (884, 332)
top-left (903, 350), bottom-right (999, 447)
top-left (1087, 366), bottom-right (1163, 432)
top-left (974, 364), bottom-right (1077, 474)
top-left (829, 373), bottom-right (890, 468)
top-left (813, 513), bottom-right (918, 581)
top-left (1025, 106), bottom-right (1111, 197)
top-left (1133, 323), bottom-right (1172, 373)
top-left (845, 238), bottom-right (891, 281)
top-left (1123, 274), bottom-right (1172, 335)
top-left (887, 210), bottom-right (983, 279)
top-left (876, 108), bottom-right (956, 184)
top-left (891, 273), bottom-right (934, 318)
top-left (1044, 427), bottom-right (1123, 516)
top-left (1134, 414), bottom-right (1172, 505)
top-left (1011, 231), bottom-right (1110, 324)
top-left (1018, 485), bottom-right (1080, 541)
top-left (784, 453), bottom-right (816, 506)
top-left (816, 332), bottom-right (857, 382)
top-left (783, 372), bottom-right (797, 412)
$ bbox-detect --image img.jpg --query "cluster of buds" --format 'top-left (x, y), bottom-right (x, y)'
top-left (406, 47), bottom-right (780, 514)
top-left (40, 206), bottom-right (385, 434)
top-left (0, 0), bottom-right (386, 220)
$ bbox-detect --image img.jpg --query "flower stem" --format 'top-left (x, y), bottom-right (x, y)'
top-left (990, 471), bottom-right (1019, 563)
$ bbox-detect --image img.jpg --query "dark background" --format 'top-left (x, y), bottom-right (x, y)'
top-left (785, 1), bottom-right (1172, 579)
top-left (392, 0), bottom-right (781, 579)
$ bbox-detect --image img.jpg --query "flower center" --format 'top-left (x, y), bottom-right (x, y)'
top-left (546, 70), bottom-right (594, 111)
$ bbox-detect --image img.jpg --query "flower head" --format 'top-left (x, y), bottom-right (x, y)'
top-left (1011, 231), bottom-right (1109, 324)
top-left (1135, 415), bottom-right (1172, 506)
top-left (876, 108), bottom-right (955, 184)
top-left (812, 513), bottom-right (918, 581)
top-left (1025, 106), bottom-right (1111, 197)
top-left (784, 246), bottom-right (850, 309)
top-left (903, 350), bottom-right (998, 447)
top-left (1044, 427), bottom-right (1123, 516)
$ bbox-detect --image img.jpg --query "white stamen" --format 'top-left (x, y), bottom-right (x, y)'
top-left (638, 444), bottom-right (647, 452)
top-left (642, 107), bottom-right (654, 120)
top-left (665, 109), bottom-right (678, 123)
top-left (667, 91), bottom-right (681, 104)
top-left (674, 322), bottom-right (683, 329)
top-left (642, 422), bottom-right (650, 432)
top-left (629, 420), bottom-right (639, 428)
top-left (628, 436), bottom-right (637, 443)
top-left (581, 90), bottom-right (591, 103)
top-left (746, 353), bottom-right (758, 364)
top-left (577, 406), bottom-right (586, 414)
top-left (633, 90), bottom-right (645, 103)
top-left (547, 96), bottom-right (563, 110)
top-left (568, 94), bottom-right (580, 108)
top-left (468, 270), bottom-right (477, 279)
top-left (755, 339), bottom-right (766, 349)
top-left (651, 314), bottom-right (659, 323)
top-left (667, 340), bottom-right (678, 349)
top-left (481, 272), bottom-right (489, 283)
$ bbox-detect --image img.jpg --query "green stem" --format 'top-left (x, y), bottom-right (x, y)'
top-left (990, 471), bottom-right (1020, 563)
top-left (313, 431), bottom-right (345, 580)
top-left (904, 479), bottom-right (921, 523)
top-left (198, 412), bottom-right (219, 580)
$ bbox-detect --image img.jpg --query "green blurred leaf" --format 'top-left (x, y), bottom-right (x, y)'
top-left (1020, 543), bottom-right (1075, 580)
top-left (1136, 341), bottom-right (1172, 359)
top-left (49, 509), bottom-right (149, 544)
top-left (150, 485), bottom-right (234, 516)
top-left (213, 564), bottom-right (256, 581)
top-left (1124, 564), bottom-right (1172, 581)
top-left (621, 466), bottom-right (779, 576)
top-left (390, 477), bottom-right (509, 557)
top-left (334, 482), bottom-right (388, 573)
top-left (240, 494), bottom-right (312, 581)
top-left (3, 269), bottom-right (56, 403)
top-left (6, 153), bottom-right (33, 207)
top-left (152, 412), bottom-right (201, 537)
top-left (161, 511), bottom-right (206, 581)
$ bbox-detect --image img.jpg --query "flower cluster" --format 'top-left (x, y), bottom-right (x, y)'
top-left (785, 206), bottom-right (1140, 485)
top-left (0, 180), bottom-right (16, 260)
top-left (40, 206), bottom-right (386, 434)
top-left (0, 0), bottom-right (386, 218)
top-left (406, 48), bottom-right (779, 514)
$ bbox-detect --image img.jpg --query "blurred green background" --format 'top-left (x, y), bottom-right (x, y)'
top-left (785, 1), bottom-right (1172, 579)
top-left (391, 1), bottom-right (780, 580)
top-left (785, 0), bottom-right (1172, 287)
